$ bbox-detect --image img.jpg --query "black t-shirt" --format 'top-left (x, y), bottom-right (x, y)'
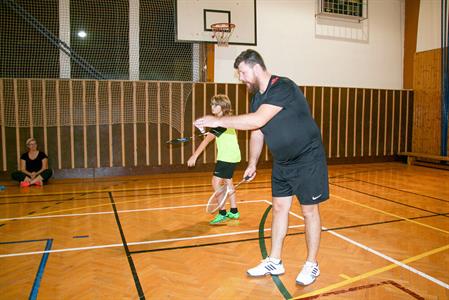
top-left (20, 151), bottom-right (48, 172)
top-left (251, 75), bottom-right (322, 164)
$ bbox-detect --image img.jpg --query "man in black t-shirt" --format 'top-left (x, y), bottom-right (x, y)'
top-left (194, 49), bottom-right (329, 286)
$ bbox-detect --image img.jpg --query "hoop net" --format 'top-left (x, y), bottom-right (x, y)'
top-left (211, 23), bottom-right (235, 47)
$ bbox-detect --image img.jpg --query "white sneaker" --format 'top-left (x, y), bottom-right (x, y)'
top-left (296, 261), bottom-right (320, 285)
top-left (247, 257), bottom-right (285, 276)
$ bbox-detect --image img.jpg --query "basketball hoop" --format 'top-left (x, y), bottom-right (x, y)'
top-left (211, 23), bottom-right (235, 47)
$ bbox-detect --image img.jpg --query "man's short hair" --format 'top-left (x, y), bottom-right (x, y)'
top-left (233, 49), bottom-right (266, 70)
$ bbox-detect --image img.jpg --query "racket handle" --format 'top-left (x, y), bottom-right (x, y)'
top-left (233, 175), bottom-right (252, 190)
top-left (195, 124), bottom-right (206, 134)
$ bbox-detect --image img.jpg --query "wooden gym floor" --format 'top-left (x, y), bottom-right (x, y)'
top-left (0, 162), bottom-right (448, 299)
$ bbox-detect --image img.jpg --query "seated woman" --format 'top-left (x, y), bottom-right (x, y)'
top-left (11, 138), bottom-right (53, 187)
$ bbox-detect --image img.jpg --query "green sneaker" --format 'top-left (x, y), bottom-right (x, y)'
top-left (210, 213), bottom-right (228, 224)
top-left (226, 211), bottom-right (240, 219)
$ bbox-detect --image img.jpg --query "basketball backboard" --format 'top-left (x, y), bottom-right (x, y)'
top-left (175, 0), bottom-right (257, 45)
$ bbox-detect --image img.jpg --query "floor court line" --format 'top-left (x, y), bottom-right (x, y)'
top-left (0, 223), bottom-right (304, 259)
top-left (260, 196), bottom-right (449, 298)
top-left (0, 200), bottom-right (268, 221)
top-left (0, 200), bottom-right (304, 258)
top-left (341, 177), bottom-right (449, 203)
top-left (0, 179), bottom-right (272, 199)
top-left (0, 189), bottom-right (231, 221)
top-left (293, 243), bottom-right (449, 299)
top-left (333, 194), bottom-right (449, 234)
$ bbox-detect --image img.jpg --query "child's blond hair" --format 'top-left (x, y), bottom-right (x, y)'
top-left (210, 94), bottom-right (233, 116)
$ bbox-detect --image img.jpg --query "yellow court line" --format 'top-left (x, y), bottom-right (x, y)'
top-left (339, 274), bottom-right (351, 280)
top-left (333, 194), bottom-right (449, 235)
top-left (292, 243), bottom-right (449, 299)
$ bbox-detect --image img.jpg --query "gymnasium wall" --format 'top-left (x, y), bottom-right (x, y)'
top-left (0, 78), bottom-right (413, 178)
top-left (413, 49), bottom-right (442, 155)
top-left (412, 1), bottom-right (447, 155)
top-left (214, 0), bottom-right (405, 90)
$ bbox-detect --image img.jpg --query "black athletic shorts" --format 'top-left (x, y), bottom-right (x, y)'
top-left (213, 160), bottom-right (238, 179)
top-left (272, 141), bottom-right (329, 205)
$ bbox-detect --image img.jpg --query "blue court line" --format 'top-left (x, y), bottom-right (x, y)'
top-left (29, 239), bottom-right (53, 300)
top-left (0, 238), bottom-right (48, 245)
top-left (0, 238), bottom-right (53, 300)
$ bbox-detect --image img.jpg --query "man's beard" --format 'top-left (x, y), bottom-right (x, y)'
top-left (245, 81), bottom-right (259, 93)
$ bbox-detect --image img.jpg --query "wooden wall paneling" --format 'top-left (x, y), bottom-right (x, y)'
top-left (158, 82), bottom-right (170, 166)
top-left (169, 82), bottom-right (182, 166)
top-left (365, 89), bottom-right (377, 156)
top-left (206, 44), bottom-right (214, 82)
top-left (392, 90), bottom-right (399, 155)
top-left (144, 81), bottom-right (150, 166)
top-left (407, 91), bottom-right (414, 153)
top-left (0, 80), bottom-right (5, 171)
top-left (98, 124), bottom-right (109, 168)
top-left (383, 90), bottom-right (390, 156)
top-left (45, 80), bottom-right (60, 169)
top-left (373, 90), bottom-right (383, 156)
top-left (413, 49), bottom-right (441, 154)
top-left (398, 90), bottom-right (404, 153)
top-left (360, 89), bottom-right (366, 157)
top-left (168, 82), bottom-right (173, 165)
top-left (0, 79), bottom-right (416, 177)
top-left (95, 81), bottom-right (100, 168)
top-left (69, 80), bottom-right (75, 168)
top-left (147, 82), bottom-right (158, 167)
top-left (336, 87), bottom-right (342, 158)
top-left (110, 82), bottom-right (121, 167)
top-left (347, 88), bottom-right (356, 158)
top-left (82, 81), bottom-right (88, 168)
top-left (5, 127), bottom-right (16, 172)
top-left (87, 81), bottom-right (98, 168)
top-left (344, 88), bottom-right (350, 158)
top-left (27, 79), bottom-right (33, 138)
top-left (389, 90), bottom-right (394, 155)
top-left (190, 83), bottom-right (197, 163)
top-left (403, 0), bottom-right (420, 89)
top-left (107, 81), bottom-right (113, 167)
top-left (204, 83), bottom-right (214, 164)
top-left (134, 112), bottom-right (146, 166)
top-left (133, 81), bottom-right (138, 166)
top-left (213, 83), bottom-right (218, 161)
top-left (329, 87), bottom-right (335, 158)
top-left (96, 80), bottom-right (110, 168)
top-left (322, 87), bottom-right (331, 158)
top-left (314, 86), bottom-right (323, 142)
top-left (156, 82), bottom-right (161, 166)
top-left (180, 83), bottom-right (185, 164)
top-left (13, 79), bottom-right (20, 167)
top-left (182, 83), bottom-right (194, 165)
top-left (70, 81), bottom-right (81, 169)
top-left (388, 90), bottom-right (394, 155)
top-left (193, 83), bottom-right (205, 163)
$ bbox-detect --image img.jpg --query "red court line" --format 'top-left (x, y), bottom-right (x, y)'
top-left (299, 280), bottom-right (424, 300)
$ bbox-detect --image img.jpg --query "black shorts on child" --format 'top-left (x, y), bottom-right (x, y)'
top-left (213, 161), bottom-right (238, 179)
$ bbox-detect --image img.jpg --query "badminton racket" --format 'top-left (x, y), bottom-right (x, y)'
top-left (206, 175), bottom-right (251, 214)
top-left (166, 127), bottom-right (227, 144)
top-left (166, 133), bottom-right (207, 144)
